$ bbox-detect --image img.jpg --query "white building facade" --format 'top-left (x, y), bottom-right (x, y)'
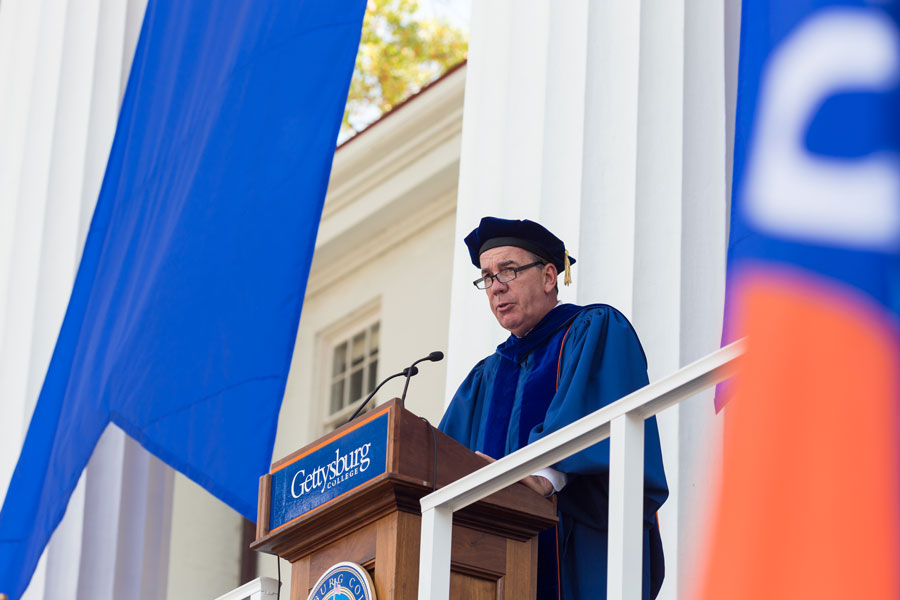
top-left (0, 1), bottom-right (741, 598)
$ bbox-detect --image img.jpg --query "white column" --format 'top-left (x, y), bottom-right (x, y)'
top-left (112, 435), bottom-right (175, 600)
top-left (69, 428), bottom-right (175, 600)
top-left (75, 428), bottom-right (128, 599)
top-left (41, 479), bottom-right (86, 600)
top-left (0, 1), bottom-right (87, 598)
top-left (628, 0), bottom-right (687, 596)
top-left (537, 3), bottom-right (589, 270)
top-left (445, 0), bottom-right (591, 402)
top-left (0, 0), bottom-right (69, 465)
top-left (577, 0), bottom-right (643, 316)
top-left (26, 0), bottom-right (104, 409)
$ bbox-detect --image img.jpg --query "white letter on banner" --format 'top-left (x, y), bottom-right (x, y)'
top-left (291, 469), bottom-right (306, 498)
top-left (743, 9), bottom-right (900, 251)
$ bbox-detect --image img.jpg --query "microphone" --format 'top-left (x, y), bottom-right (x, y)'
top-left (400, 351), bottom-right (445, 406)
top-left (345, 366), bottom-right (418, 424)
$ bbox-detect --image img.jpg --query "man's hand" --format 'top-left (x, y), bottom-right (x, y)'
top-left (475, 451), bottom-right (554, 497)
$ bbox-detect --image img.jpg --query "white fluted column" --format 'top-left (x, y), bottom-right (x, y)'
top-left (446, 0), bottom-right (592, 399)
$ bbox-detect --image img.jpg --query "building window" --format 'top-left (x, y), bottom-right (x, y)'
top-left (324, 320), bottom-right (379, 430)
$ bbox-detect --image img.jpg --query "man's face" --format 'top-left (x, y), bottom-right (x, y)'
top-left (479, 245), bottom-right (557, 337)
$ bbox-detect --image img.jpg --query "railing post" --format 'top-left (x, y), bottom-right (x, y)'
top-left (417, 505), bottom-right (454, 600)
top-left (607, 412), bottom-right (645, 600)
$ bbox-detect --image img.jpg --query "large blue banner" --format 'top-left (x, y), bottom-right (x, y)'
top-left (0, 1), bottom-right (366, 597)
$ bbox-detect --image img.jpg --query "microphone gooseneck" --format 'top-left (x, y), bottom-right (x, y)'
top-left (345, 366), bottom-right (417, 425)
top-left (399, 350), bottom-right (445, 407)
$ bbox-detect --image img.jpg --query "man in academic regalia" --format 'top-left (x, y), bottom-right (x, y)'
top-left (439, 217), bottom-right (669, 600)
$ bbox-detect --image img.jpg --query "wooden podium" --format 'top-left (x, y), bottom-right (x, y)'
top-left (251, 398), bottom-right (557, 600)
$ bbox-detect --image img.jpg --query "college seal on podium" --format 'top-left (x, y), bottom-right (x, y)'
top-left (306, 562), bottom-right (376, 600)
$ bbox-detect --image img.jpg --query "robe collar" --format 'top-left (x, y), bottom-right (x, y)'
top-left (495, 303), bottom-right (583, 363)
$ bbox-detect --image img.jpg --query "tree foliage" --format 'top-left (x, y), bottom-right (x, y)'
top-left (342, 0), bottom-right (468, 138)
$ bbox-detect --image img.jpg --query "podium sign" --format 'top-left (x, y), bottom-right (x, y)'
top-left (269, 412), bottom-right (389, 531)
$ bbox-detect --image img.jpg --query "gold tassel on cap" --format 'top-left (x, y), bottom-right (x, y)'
top-left (563, 250), bottom-right (573, 286)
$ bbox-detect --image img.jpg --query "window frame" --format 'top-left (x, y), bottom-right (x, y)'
top-left (318, 302), bottom-right (381, 432)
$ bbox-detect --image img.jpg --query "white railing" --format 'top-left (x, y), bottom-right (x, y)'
top-left (214, 577), bottom-right (280, 600)
top-left (417, 339), bottom-right (745, 600)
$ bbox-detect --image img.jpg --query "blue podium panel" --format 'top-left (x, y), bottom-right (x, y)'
top-left (269, 412), bottom-right (389, 531)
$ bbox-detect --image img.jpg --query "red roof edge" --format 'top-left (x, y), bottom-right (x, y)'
top-left (337, 58), bottom-right (468, 151)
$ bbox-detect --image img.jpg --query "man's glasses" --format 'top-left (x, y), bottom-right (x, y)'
top-left (473, 261), bottom-right (545, 290)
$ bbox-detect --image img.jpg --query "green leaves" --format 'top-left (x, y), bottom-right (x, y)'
top-left (342, 0), bottom-right (468, 139)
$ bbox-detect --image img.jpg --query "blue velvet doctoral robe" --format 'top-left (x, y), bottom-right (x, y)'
top-left (439, 304), bottom-right (669, 600)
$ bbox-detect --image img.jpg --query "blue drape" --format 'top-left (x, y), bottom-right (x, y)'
top-left (0, 2), bottom-right (366, 597)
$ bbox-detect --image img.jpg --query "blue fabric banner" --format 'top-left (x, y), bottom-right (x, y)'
top-left (0, 1), bottom-right (366, 597)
